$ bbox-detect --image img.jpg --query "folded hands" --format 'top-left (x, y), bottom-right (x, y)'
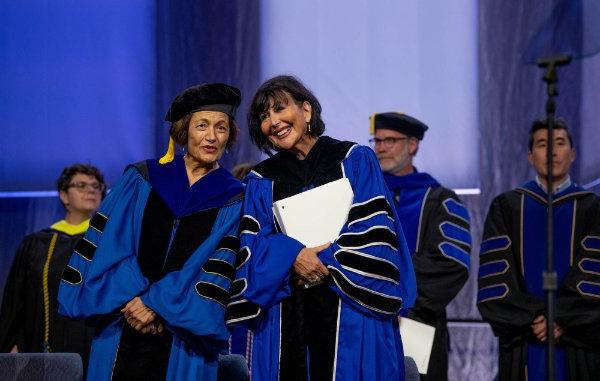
top-left (121, 296), bottom-right (163, 335)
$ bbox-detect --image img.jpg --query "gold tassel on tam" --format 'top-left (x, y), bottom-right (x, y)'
top-left (159, 137), bottom-right (175, 164)
top-left (369, 113), bottom-right (377, 135)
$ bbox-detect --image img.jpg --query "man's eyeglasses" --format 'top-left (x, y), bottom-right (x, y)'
top-left (67, 181), bottom-right (106, 192)
top-left (368, 137), bottom-right (408, 148)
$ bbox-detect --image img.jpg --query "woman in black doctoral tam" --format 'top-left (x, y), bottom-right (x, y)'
top-left (58, 83), bottom-right (244, 381)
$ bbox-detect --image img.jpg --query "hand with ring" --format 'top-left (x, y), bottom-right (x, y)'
top-left (121, 296), bottom-right (161, 334)
top-left (293, 243), bottom-right (331, 285)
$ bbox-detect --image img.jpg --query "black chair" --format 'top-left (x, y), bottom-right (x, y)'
top-left (217, 354), bottom-right (249, 381)
top-left (0, 353), bottom-right (83, 381)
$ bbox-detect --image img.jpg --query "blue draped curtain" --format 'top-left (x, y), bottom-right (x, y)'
top-left (155, 0), bottom-right (262, 169)
top-left (0, 0), bottom-right (261, 299)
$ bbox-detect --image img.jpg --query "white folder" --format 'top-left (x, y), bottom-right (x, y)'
top-left (272, 178), bottom-right (354, 247)
top-left (399, 317), bottom-right (436, 374)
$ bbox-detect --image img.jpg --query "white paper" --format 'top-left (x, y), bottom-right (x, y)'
top-left (399, 317), bottom-right (436, 374)
top-left (272, 178), bottom-right (354, 247)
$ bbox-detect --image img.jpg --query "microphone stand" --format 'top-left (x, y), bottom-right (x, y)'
top-left (537, 54), bottom-right (571, 381)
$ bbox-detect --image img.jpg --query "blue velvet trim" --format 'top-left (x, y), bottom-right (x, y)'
top-left (518, 180), bottom-right (586, 202)
top-left (477, 284), bottom-right (508, 302)
top-left (478, 260), bottom-right (509, 278)
top-left (439, 222), bottom-right (472, 247)
top-left (522, 196), bottom-right (573, 298)
top-left (438, 242), bottom-right (470, 268)
top-left (384, 172), bottom-right (440, 255)
top-left (442, 198), bottom-right (470, 223)
top-left (518, 180), bottom-right (548, 201)
top-left (480, 235), bottom-right (511, 255)
top-left (389, 186), bottom-right (429, 255)
top-left (582, 236), bottom-right (600, 252)
top-left (146, 155), bottom-right (243, 217)
top-left (383, 172), bottom-right (440, 190)
top-left (577, 281), bottom-right (600, 298)
top-left (579, 259), bottom-right (600, 275)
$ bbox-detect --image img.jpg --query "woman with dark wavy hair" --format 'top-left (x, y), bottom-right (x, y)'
top-left (227, 75), bottom-right (416, 380)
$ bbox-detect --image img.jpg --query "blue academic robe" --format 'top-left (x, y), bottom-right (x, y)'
top-left (58, 156), bottom-right (243, 381)
top-left (227, 137), bottom-right (416, 381)
top-left (478, 180), bottom-right (600, 381)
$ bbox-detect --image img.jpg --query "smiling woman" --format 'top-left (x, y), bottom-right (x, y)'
top-left (227, 75), bottom-right (416, 381)
top-left (57, 83), bottom-right (245, 381)
top-left (257, 93), bottom-right (313, 157)
top-left (247, 75), bottom-right (325, 157)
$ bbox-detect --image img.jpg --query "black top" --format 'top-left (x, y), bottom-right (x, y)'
top-left (253, 136), bottom-right (356, 381)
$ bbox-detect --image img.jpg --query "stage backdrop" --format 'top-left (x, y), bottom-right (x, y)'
top-left (0, 0), bottom-right (157, 190)
top-left (1, 1), bottom-right (599, 380)
top-left (260, 0), bottom-right (479, 190)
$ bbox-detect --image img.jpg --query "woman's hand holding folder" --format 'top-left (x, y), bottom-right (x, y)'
top-left (293, 242), bottom-right (331, 287)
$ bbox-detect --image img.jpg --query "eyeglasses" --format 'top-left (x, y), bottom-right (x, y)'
top-left (67, 181), bottom-right (106, 192)
top-left (368, 137), bottom-right (408, 148)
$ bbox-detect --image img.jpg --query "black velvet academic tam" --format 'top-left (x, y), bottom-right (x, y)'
top-left (372, 112), bottom-right (429, 140)
top-left (164, 83), bottom-right (241, 123)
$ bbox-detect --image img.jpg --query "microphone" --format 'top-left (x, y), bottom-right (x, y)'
top-left (537, 55), bottom-right (572, 68)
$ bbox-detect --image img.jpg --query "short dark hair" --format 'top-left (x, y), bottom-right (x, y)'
top-left (248, 75), bottom-right (325, 154)
top-left (231, 162), bottom-right (254, 180)
top-left (528, 118), bottom-right (573, 151)
top-left (57, 163), bottom-right (107, 203)
top-left (169, 114), bottom-right (238, 149)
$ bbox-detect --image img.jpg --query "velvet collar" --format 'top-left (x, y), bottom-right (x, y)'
top-left (383, 170), bottom-right (440, 191)
top-left (252, 136), bottom-right (355, 187)
top-left (146, 154), bottom-right (243, 217)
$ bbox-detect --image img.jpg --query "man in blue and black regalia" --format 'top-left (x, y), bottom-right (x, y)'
top-left (477, 118), bottom-right (600, 381)
top-left (370, 112), bottom-right (471, 381)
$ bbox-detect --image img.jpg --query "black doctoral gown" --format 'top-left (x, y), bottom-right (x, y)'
top-left (478, 181), bottom-right (600, 381)
top-left (0, 223), bottom-right (95, 371)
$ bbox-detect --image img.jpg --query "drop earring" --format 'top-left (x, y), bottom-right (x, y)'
top-left (307, 122), bottom-right (311, 134)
